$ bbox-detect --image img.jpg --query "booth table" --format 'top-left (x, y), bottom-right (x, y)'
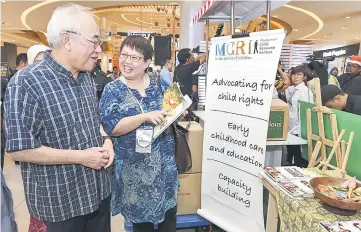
top-left (193, 110), bottom-right (307, 167)
top-left (260, 172), bottom-right (361, 232)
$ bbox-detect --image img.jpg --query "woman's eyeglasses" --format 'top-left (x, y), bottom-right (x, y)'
top-left (119, 53), bottom-right (144, 63)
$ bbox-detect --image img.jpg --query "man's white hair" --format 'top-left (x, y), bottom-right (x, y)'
top-left (47, 4), bottom-right (94, 49)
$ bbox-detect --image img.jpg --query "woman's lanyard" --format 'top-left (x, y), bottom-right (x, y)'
top-left (119, 75), bottom-right (153, 151)
top-left (119, 75), bottom-right (148, 113)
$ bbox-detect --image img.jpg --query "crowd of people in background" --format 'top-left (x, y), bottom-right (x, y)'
top-left (275, 55), bottom-right (361, 168)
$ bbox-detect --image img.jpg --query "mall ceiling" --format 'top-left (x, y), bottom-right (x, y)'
top-left (1, 0), bottom-right (361, 48)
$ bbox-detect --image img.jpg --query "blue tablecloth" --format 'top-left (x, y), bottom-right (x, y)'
top-left (124, 214), bottom-right (211, 231)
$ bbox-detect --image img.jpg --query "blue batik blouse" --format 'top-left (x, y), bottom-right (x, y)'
top-left (99, 77), bottom-right (178, 224)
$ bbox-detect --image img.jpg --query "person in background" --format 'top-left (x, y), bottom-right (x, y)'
top-left (159, 59), bottom-right (174, 86)
top-left (147, 66), bottom-right (155, 79)
top-left (321, 84), bottom-right (361, 116)
top-left (92, 60), bottom-right (112, 100)
top-left (338, 56), bottom-right (361, 95)
top-left (285, 65), bottom-right (313, 167)
top-left (330, 67), bottom-right (339, 77)
top-left (27, 45), bottom-right (50, 65)
top-left (174, 48), bottom-right (206, 97)
top-left (4, 4), bottom-right (113, 232)
top-left (108, 66), bottom-right (119, 80)
top-left (1, 104), bottom-right (5, 170)
top-left (8, 53), bottom-right (28, 80)
top-left (106, 70), bottom-right (111, 76)
top-left (307, 61), bottom-right (339, 102)
top-left (1, 170), bottom-right (18, 232)
top-left (100, 35), bottom-right (178, 232)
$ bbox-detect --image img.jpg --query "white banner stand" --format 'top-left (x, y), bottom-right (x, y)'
top-left (198, 29), bottom-right (286, 232)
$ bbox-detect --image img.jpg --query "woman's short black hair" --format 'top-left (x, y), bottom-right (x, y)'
top-left (307, 61), bottom-right (328, 86)
top-left (177, 48), bottom-right (191, 63)
top-left (120, 35), bottom-right (153, 61)
top-left (292, 65), bottom-right (308, 78)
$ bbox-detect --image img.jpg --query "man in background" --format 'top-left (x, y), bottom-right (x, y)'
top-left (108, 66), bottom-right (119, 80)
top-left (321, 84), bottom-right (361, 116)
top-left (159, 59), bottom-right (174, 86)
top-left (8, 53), bottom-right (28, 80)
top-left (338, 56), bottom-right (361, 95)
top-left (93, 61), bottom-right (112, 100)
top-left (175, 48), bottom-right (206, 109)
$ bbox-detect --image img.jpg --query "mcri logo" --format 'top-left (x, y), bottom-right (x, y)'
top-left (215, 40), bottom-right (259, 56)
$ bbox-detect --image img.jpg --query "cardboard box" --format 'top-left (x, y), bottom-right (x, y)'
top-left (178, 121), bottom-right (204, 173)
top-left (267, 99), bottom-right (289, 141)
top-left (177, 173), bottom-right (201, 215)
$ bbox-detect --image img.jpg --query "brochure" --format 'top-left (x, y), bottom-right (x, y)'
top-left (153, 85), bottom-right (192, 139)
top-left (320, 221), bottom-right (361, 232)
top-left (278, 179), bottom-right (314, 198)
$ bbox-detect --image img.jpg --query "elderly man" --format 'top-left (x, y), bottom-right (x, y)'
top-left (4, 4), bottom-right (113, 232)
top-left (338, 55), bottom-right (361, 95)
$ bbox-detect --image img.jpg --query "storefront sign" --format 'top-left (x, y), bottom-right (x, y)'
top-left (313, 44), bottom-right (360, 58)
top-left (1, 62), bottom-right (8, 79)
top-left (198, 29), bottom-right (285, 232)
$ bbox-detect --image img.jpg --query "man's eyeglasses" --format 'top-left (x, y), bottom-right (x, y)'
top-left (65, 31), bottom-right (102, 49)
top-left (347, 63), bottom-right (361, 68)
top-left (119, 53), bottom-right (143, 63)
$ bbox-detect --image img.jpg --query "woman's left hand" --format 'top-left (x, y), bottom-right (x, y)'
top-left (102, 138), bottom-right (115, 168)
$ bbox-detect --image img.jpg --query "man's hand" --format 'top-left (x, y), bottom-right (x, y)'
top-left (79, 147), bottom-right (110, 170)
top-left (102, 139), bottom-right (114, 169)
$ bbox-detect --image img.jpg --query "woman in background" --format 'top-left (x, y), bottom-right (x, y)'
top-left (307, 61), bottom-right (339, 101)
top-left (330, 67), bottom-right (339, 77)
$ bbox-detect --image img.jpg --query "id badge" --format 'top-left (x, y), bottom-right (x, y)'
top-left (136, 126), bottom-right (153, 153)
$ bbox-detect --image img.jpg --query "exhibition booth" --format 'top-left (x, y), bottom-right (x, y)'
top-left (126, 1), bottom-right (361, 232)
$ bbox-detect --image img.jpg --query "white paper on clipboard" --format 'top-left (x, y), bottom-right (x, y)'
top-left (153, 95), bottom-right (192, 140)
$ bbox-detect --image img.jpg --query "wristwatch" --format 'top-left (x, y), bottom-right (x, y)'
top-left (102, 135), bottom-right (112, 143)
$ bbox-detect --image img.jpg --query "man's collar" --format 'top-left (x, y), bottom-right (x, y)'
top-left (43, 51), bottom-right (74, 78)
top-left (346, 94), bottom-right (356, 112)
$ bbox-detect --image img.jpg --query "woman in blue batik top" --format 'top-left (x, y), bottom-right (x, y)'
top-left (99, 35), bottom-right (178, 232)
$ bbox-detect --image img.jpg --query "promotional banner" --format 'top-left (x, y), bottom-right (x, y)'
top-left (198, 29), bottom-right (285, 232)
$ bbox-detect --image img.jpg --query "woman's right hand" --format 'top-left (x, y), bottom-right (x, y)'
top-left (143, 111), bottom-right (172, 125)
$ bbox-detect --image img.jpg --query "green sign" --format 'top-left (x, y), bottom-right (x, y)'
top-left (267, 111), bottom-right (286, 139)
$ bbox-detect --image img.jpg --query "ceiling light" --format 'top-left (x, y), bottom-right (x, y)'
top-left (342, 26), bottom-right (348, 30)
top-left (356, 37), bottom-right (360, 39)
top-left (323, 36), bottom-right (327, 38)
top-left (273, 15), bottom-right (278, 18)
top-left (12, 40), bottom-right (15, 41)
top-left (346, 16), bottom-right (351, 19)
top-left (2, 0), bottom-right (6, 2)
top-left (284, 4), bottom-right (323, 40)
top-left (292, 29), bottom-right (298, 32)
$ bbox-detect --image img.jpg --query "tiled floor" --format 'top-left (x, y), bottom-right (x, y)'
top-left (3, 154), bottom-right (125, 232)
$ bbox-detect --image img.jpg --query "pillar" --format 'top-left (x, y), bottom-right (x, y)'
top-left (179, 0), bottom-right (205, 50)
top-left (100, 16), bottom-right (109, 72)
